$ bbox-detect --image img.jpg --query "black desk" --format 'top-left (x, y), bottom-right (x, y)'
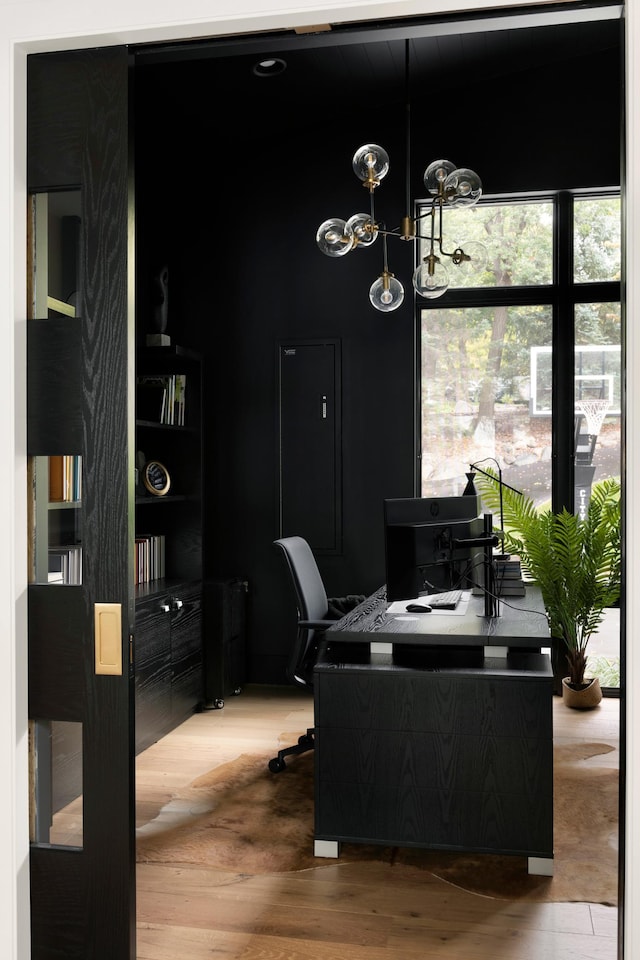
top-left (313, 586), bottom-right (554, 875)
top-left (325, 584), bottom-right (550, 651)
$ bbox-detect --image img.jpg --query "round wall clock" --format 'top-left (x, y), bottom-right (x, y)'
top-left (143, 460), bottom-right (171, 497)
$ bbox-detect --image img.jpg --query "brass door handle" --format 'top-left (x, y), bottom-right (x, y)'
top-left (94, 603), bottom-right (122, 676)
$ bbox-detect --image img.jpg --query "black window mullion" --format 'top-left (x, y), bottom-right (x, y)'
top-left (552, 192), bottom-right (575, 513)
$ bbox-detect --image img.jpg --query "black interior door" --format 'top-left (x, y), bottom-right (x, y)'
top-left (278, 339), bottom-right (342, 552)
top-left (27, 47), bottom-right (136, 959)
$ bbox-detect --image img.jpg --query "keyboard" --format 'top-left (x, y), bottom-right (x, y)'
top-left (427, 589), bottom-right (463, 610)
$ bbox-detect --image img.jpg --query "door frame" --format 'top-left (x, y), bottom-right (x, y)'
top-left (1, 2), bottom-right (637, 959)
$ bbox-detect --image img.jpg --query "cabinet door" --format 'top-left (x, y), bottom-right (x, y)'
top-left (134, 594), bottom-right (172, 754)
top-left (170, 586), bottom-right (203, 724)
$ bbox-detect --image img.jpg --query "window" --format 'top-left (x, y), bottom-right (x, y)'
top-left (418, 190), bottom-right (621, 685)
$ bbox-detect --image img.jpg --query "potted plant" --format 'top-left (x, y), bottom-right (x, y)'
top-left (476, 472), bottom-right (621, 707)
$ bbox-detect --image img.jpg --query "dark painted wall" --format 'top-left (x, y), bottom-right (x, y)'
top-left (134, 32), bottom-right (621, 683)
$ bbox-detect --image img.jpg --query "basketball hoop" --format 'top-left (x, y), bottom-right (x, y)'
top-left (576, 398), bottom-right (610, 437)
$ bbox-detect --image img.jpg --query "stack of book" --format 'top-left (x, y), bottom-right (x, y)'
top-left (137, 374), bottom-right (186, 426)
top-left (48, 545), bottom-right (82, 584)
top-left (494, 554), bottom-right (526, 596)
top-left (49, 455), bottom-right (82, 502)
top-left (135, 534), bottom-right (166, 585)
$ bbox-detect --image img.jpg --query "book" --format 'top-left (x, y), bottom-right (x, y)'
top-left (495, 555), bottom-right (523, 579)
top-left (497, 581), bottom-right (526, 596)
top-left (134, 534), bottom-right (166, 585)
top-left (49, 455), bottom-right (64, 501)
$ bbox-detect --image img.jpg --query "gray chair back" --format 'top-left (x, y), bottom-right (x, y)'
top-left (273, 536), bottom-right (329, 623)
top-left (273, 536), bottom-right (333, 686)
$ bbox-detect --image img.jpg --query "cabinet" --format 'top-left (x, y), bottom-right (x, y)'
top-left (134, 344), bottom-right (204, 750)
top-left (134, 583), bottom-right (202, 754)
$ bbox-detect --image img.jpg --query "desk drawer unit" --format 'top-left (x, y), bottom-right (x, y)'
top-left (313, 652), bottom-right (553, 858)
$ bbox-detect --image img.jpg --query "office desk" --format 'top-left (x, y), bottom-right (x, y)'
top-left (325, 584), bottom-right (550, 653)
top-left (313, 586), bottom-right (554, 874)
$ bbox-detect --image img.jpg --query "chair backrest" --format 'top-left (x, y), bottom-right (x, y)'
top-left (273, 536), bottom-right (330, 687)
top-left (273, 536), bottom-right (329, 623)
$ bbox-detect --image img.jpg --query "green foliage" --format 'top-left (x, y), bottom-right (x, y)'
top-left (477, 473), bottom-right (621, 687)
top-left (586, 655), bottom-right (620, 688)
top-left (419, 196), bottom-right (620, 411)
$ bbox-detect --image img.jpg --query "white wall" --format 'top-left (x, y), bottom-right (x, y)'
top-left (0, 1), bottom-right (634, 958)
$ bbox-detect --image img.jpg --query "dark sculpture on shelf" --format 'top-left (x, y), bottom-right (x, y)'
top-left (147, 264), bottom-right (170, 346)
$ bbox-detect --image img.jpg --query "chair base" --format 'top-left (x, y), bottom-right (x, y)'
top-left (268, 728), bottom-right (315, 773)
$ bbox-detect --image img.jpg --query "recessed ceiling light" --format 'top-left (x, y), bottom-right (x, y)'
top-left (252, 57), bottom-right (287, 78)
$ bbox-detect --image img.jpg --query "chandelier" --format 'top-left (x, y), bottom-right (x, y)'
top-left (316, 147), bottom-right (486, 312)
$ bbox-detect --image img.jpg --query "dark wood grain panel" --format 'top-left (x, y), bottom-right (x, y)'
top-left (27, 53), bottom-right (84, 190)
top-left (315, 668), bottom-right (552, 738)
top-left (28, 44), bottom-right (135, 960)
top-left (27, 319), bottom-right (83, 455)
top-left (134, 594), bottom-right (172, 754)
top-left (74, 47), bottom-right (134, 960)
top-left (170, 587), bottom-right (203, 722)
top-left (28, 585), bottom-right (87, 721)
top-left (315, 781), bottom-right (553, 856)
top-left (316, 728), bottom-right (554, 797)
top-left (30, 847), bottom-right (86, 960)
top-left (134, 585), bottom-right (203, 752)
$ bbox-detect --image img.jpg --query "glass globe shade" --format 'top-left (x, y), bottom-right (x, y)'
top-left (316, 218), bottom-right (354, 257)
top-left (347, 213), bottom-right (378, 248)
top-left (352, 144), bottom-right (390, 184)
top-left (444, 167), bottom-right (482, 206)
top-left (423, 159), bottom-right (456, 195)
top-left (413, 259), bottom-right (449, 299)
top-left (369, 273), bottom-right (404, 312)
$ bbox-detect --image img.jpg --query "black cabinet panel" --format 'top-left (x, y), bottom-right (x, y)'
top-left (315, 670), bottom-right (552, 738)
top-left (134, 583), bottom-right (202, 754)
top-left (134, 593), bottom-right (172, 754)
top-left (315, 781), bottom-right (553, 854)
top-left (170, 587), bottom-right (203, 722)
top-left (316, 728), bottom-right (553, 796)
top-left (314, 647), bottom-right (553, 859)
top-left (202, 577), bottom-right (247, 707)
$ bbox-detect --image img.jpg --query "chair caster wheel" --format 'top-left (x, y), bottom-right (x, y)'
top-left (298, 734), bottom-right (313, 747)
top-left (268, 757), bottom-right (286, 773)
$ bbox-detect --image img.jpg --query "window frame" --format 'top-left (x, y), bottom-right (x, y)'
top-left (415, 186), bottom-right (621, 512)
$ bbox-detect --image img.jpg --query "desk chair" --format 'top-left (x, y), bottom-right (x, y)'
top-left (269, 536), bottom-right (362, 773)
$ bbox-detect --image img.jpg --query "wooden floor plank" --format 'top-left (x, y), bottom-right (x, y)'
top-left (135, 686), bottom-right (619, 960)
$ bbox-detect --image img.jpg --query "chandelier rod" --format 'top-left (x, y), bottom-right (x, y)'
top-left (404, 38), bottom-right (412, 220)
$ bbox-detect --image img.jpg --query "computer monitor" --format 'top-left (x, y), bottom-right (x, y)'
top-left (383, 495), bottom-right (485, 601)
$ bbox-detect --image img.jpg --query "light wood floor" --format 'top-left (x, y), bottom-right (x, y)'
top-left (135, 686), bottom-right (620, 960)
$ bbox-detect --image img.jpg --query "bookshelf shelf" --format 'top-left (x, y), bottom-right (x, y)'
top-left (136, 419), bottom-right (197, 433)
top-left (134, 342), bottom-right (204, 749)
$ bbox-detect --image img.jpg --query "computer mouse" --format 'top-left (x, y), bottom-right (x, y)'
top-left (405, 603), bottom-right (432, 613)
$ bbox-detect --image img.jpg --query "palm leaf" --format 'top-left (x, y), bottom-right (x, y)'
top-left (476, 471), bottom-right (620, 685)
